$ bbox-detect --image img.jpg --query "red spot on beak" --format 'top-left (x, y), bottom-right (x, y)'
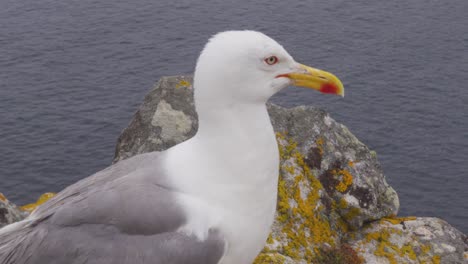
top-left (320, 83), bottom-right (339, 94)
top-left (275, 73), bottom-right (290, 79)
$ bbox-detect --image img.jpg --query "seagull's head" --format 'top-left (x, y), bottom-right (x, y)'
top-left (194, 30), bottom-right (344, 108)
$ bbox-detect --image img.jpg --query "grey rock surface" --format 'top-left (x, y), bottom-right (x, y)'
top-left (114, 76), bottom-right (197, 162)
top-left (270, 104), bottom-right (400, 229)
top-left (0, 193), bottom-right (26, 228)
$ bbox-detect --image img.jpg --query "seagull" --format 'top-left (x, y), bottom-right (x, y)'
top-left (0, 30), bottom-right (344, 264)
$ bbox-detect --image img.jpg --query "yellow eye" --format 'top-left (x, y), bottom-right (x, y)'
top-left (264, 56), bottom-right (278, 65)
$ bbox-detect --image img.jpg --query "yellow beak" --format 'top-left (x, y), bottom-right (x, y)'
top-left (278, 63), bottom-right (344, 97)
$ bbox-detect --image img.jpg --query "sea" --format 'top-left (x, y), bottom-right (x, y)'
top-left (0, 0), bottom-right (467, 233)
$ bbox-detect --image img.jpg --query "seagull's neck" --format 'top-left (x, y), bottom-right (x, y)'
top-left (166, 101), bottom-right (279, 191)
top-left (196, 103), bottom-right (273, 150)
top-left (165, 102), bottom-right (280, 263)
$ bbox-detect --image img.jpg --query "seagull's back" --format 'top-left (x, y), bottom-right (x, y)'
top-left (0, 152), bottom-right (225, 264)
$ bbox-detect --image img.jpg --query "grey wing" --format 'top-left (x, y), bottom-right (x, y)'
top-left (0, 152), bottom-right (225, 264)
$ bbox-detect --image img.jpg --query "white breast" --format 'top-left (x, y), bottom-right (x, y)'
top-left (164, 106), bottom-right (279, 264)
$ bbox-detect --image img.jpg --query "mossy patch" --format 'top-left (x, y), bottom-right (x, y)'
top-left (312, 244), bottom-right (364, 264)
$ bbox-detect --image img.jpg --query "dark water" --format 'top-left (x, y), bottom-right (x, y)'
top-left (1, 0), bottom-right (467, 233)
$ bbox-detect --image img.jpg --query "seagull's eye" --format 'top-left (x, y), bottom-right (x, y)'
top-left (264, 56), bottom-right (279, 65)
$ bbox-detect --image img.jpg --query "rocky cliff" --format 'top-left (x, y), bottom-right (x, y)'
top-left (2, 76), bottom-right (467, 263)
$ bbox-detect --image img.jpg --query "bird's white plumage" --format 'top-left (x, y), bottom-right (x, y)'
top-left (162, 31), bottom-right (299, 264)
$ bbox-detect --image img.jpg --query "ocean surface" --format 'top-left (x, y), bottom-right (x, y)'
top-left (0, 0), bottom-right (467, 233)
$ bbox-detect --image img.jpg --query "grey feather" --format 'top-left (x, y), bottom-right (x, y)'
top-left (0, 152), bottom-right (225, 264)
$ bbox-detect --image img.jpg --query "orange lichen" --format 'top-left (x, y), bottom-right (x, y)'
top-left (316, 137), bottom-right (324, 152)
top-left (330, 169), bottom-right (353, 193)
top-left (20, 192), bottom-right (56, 213)
top-left (315, 137), bottom-right (325, 158)
top-left (347, 160), bottom-right (355, 167)
top-left (0, 193), bottom-right (6, 202)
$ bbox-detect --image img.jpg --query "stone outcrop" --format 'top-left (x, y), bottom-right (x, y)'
top-left (348, 217), bottom-right (467, 264)
top-left (113, 75), bottom-right (467, 263)
top-left (0, 193), bottom-right (26, 228)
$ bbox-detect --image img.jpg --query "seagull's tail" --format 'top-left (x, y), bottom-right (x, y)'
top-left (0, 219), bottom-right (46, 264)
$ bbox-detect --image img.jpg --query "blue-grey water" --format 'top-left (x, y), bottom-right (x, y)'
top-left (0, 0), bottom-right (467, 233)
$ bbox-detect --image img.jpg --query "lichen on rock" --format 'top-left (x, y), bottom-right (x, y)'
top-left (20, 192), bottom-right (56, 213)
top-left (151, 100), bottom-right (192, 143)
top-left (0, 193), bottom-right (27, 228)
top-left (347, 217), bottom-right (467, 264)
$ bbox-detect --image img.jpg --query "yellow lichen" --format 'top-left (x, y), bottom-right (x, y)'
top-left (380, 216), bottom-right (417, 225)
top-left (365, 228), bottom-right (402, 264)
top-left (399, 244), bottom-right (417, 260)
top-left (421, 244), bottom-right (431, 254)
top-left (316, 137), bottom-right (324, 156)
top-left (259, 133), bottom-right (343, 262)
top-left (0, 193), bottom-right (6, 202)
top-left (362, 225), bottom-right (441, 264)
top-left (175, 79), bottom-right (191, 88)
top-left (343, 207), bottom-right (361, 223)
top-left (266, 234), bottom-right (274, 245)
top-left (338, 198), bottom-right (348, 209)
top-left (331, 169), bottom-right (353, 193)
top-left (255, 133), bottom-right (363, 263)
top-left (20, 192), bottom-right (56, 213)
top-left (253, 253), bottom-right (286, 264)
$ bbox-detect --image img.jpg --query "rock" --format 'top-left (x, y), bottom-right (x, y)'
top-left (114, 76), bottom-right (405, 262)
top-left (0, 193), bottom-right (26, 228)
top-left (347, 217), bottom-right (468, 264)
top-left (114, 76), bottom-right (197, 161)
